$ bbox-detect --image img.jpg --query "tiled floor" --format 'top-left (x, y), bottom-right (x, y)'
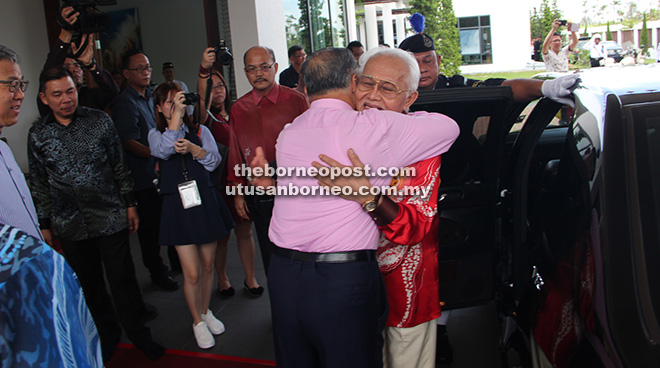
top-left (123, 230), bottom-right (512, 367)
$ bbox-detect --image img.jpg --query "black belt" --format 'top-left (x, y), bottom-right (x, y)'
top-left (273, 245), bottom-right (375, 263)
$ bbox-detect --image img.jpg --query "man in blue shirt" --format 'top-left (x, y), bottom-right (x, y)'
top-left (111, 50), bottom-right (179, 290)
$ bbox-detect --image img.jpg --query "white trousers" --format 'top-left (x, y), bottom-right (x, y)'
top-left (383, 320), bottom-right (437, 368)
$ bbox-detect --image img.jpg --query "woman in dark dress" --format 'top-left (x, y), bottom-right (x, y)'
top-left (148, 82), bottom-right (233, 349)
top-left (198, 48), bottom-right (263, 297)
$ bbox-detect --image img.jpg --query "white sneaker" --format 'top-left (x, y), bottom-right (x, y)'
top-left (192, 321), bottom-right (215, 349)
top-left (201, 309), bottom-right (226, 335)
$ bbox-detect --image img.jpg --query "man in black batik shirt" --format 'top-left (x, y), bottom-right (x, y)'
top-left (28, 66), bottom-right (164, 362)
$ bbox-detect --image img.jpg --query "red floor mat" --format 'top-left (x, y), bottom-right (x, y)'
top-left (105, 343), bottom-right (276, 368)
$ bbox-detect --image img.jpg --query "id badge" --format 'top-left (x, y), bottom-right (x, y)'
top-left (178, 180), bottom-right (202, 209)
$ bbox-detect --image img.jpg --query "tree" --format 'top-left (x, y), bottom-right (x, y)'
top-left (529, 0), bottom-right (562, 39)
top-left (640, 12), bottom-right (649, 54)
top-left (409, 0), bottom-right (462, 76)
top-left (297, 0), bottom-right (332, 52)
top-left (606, 21), bottom-right (612, 40)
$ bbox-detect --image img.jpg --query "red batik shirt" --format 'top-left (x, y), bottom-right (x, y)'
top-left (378, 156), bottom-right (443, 328)
top-left (227, 84), bottom-right (309, 185)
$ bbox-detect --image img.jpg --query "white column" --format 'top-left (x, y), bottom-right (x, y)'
top-left (345, 0), bottom-right (358, 43)
top-left (395, 15), bottom-right (406, 47)
top-left (381, 3), bottom-right (394, 47)
top-left (364, 4), bottom-right (379, 50)
top-left (652, 26), bottom-right (658, 52)
top-left (227, 0), bottom-right (287, 96)
top-left (633, 26), bottom-right (639, 48)
top-left (359, 22), bottom-right (367, 45)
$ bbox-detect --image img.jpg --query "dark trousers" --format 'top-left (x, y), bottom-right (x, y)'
top-left (268, 252), bottom-right (388, 368)
top-left (60, 229), bottom-right (152, 345)
top-left (245, 193), bottom-right (275, 275)
top-left (590, 57), bottom-right (603, 67)
top-left (134, 188), bottom-right (171, 277)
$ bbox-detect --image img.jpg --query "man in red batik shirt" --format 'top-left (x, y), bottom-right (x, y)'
top-left (227, 46), bottom-right (309, 275)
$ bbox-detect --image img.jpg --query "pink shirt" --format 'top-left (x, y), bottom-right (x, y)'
top-left (269, 98), bottom-right (459, 253)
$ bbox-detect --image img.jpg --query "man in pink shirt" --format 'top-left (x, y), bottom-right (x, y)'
top-left (267, 47), bottom-right (459, 368)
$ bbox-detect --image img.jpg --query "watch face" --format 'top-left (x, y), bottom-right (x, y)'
top-left (364, 201), bottom-right (378, 212)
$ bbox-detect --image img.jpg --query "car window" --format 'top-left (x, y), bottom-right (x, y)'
top-left (509, 98), bottom-right (567, 134)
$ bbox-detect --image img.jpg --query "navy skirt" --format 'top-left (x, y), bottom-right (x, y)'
top-left (159, 185), bottom-right (234, 246)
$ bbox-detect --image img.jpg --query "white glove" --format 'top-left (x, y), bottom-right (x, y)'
top-left (541, 74), bottom-right (579, 107)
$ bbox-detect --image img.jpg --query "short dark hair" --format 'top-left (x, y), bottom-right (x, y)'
top-left (346, 41), bottom-right (363, 52)
top-left (0, 44), bottom-right (18, 63)
top-left (243, 46), bottom-right (276, 66)
top-left (288, 45), bottom-right (303, 58)
top-left (553, 32), bottom-right (561, 38)
top-left (39, 66), bottom-right (73, 93)
top-left (301, 48), bottom-right (357, 97)
top-left (121, 49), bottom-right (146, 70)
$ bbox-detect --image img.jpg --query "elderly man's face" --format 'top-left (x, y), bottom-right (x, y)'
top-left (412, 50), bottom-right (441, 91)
top-left (123, 53), bottom-right (152, 90)
top-left (244, 47), bottom-right (278, 94)
top-left (353, 54), bottom-right (418, 113)
top-left (0, 60), bottom-right (25, 131)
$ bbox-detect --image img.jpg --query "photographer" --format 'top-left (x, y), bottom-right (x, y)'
top-left (38, 5), bottom-right (118, 116)
top-left (147, 84), bottom-right (234, 349)
top-left (542, 19), bottom-right (579, 72)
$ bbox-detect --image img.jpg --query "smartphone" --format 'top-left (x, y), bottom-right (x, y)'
top-left (569, 23), bottom-right (580, 32)
top-left (558, 20), bottom-right (567, 26)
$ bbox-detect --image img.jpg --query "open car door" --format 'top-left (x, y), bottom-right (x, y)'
top-left (410, 87), bottom-right (527, 310)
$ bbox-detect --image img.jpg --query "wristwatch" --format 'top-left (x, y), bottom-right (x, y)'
top-left (362, 193), bottom-right (381, 213)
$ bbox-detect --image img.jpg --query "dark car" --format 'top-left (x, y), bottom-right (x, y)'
top-left (601, 40), bottom-right (625, 62)
top-left (411, 64), bottom-right (660, 367)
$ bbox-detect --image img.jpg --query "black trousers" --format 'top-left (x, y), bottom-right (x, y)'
top-left (268, 252), bottom-right (388, 368)
top-left (60, 229), bottom-right (152, 345)
top-left (590, 57), bottom-right (603, 67)
top-left (134, 188), bottom-right (171, 277)
top-left (245, 193), bottom-right (275, 275)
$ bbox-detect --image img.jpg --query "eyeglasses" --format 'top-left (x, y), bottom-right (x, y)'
top-left (245, 62), bottom-right (275, 74)
top-left (126, 65), bottom-right (153, 74)
top-left (63, 62), bottom-right (82, 70)
top-left (212, 83), bottom-right (226, 90)
top-left (0, 79), bottom-right (29, 93)
top-left (356, 74), bottom-right (404, 99)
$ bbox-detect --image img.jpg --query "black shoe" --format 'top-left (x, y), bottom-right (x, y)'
top-left (243, 280), bottom-right (264, 297)
top-left (134, 340), bottom-right (165, 361)
top-left (436, 325), bottom-right (453, 365)
top-left (151, 274), bottom-right (179, 291)
top-left (218, 286), bottom-right (235, 297)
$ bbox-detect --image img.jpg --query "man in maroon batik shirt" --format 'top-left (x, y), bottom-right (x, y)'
top-left (227, 46), bottom-right (309, 275)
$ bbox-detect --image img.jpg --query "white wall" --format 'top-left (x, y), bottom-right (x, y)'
top-left (0, 0), bottom-right (50, 171)
top-left (455, 0), bottom-right (531, 73)
top-left (228, 0), bottom-right (287, 97)
top-left (103, 0), bottom-right (207, 91)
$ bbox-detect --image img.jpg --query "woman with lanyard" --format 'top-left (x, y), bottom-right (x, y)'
top-left (148, 82), bottom-right (233, 349)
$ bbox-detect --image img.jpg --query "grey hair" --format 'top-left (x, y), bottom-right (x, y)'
top-left (302, 47), bottom-right (357, 97)
top-left (0, 44), bottom-right (19, 63)
top-left (357, 47), bottom-right (420, 93)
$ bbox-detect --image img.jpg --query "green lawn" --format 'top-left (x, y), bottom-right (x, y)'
top-left (462, 70), bottom-right (541, 80)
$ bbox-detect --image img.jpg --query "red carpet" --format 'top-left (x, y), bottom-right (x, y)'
top-left (105, 343), bottom-right (276, 368)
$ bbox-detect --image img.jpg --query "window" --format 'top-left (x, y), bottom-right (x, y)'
top-left (284, 0), bottom-right (347, 53)
top-left (458, 15), bottom-right (492, 65)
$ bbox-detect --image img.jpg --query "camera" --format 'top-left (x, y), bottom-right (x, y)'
top-left (183, 92), bottom-right (200, 106)
top-left (59, 0), bottom-right (111, 34)
top-left (558, 20), bottom-right (567, 26)
top-left (213, 40), bottom-right (234, 66)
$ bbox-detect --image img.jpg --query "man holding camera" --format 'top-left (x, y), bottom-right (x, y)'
top-left (38, 6), bottom-right (119, 117)
top-left (29, 66), bottom-right (165, 361)
top-left (111, 49), bottom-right (179, 291)
top-left (542, 19), bottom-right (579, 72)
top-left (227, 46), bottom-right (309, 276)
